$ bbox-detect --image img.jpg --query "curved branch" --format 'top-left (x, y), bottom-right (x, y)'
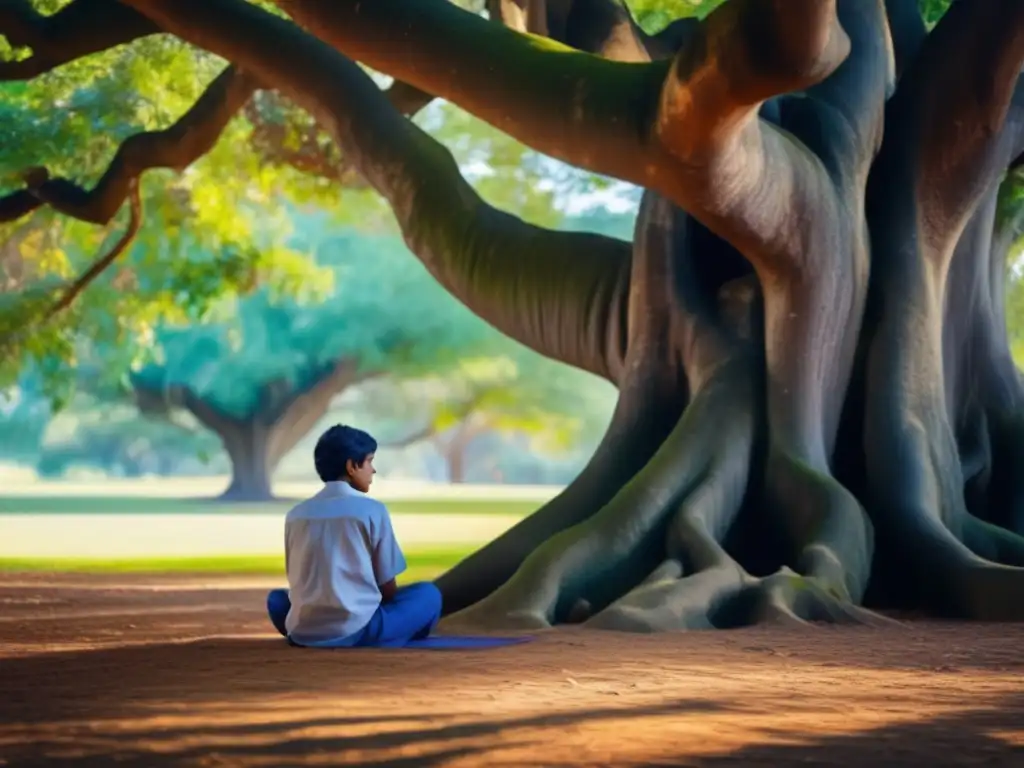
top-left (264, 360), bottom-right (360, 466)
top-left (283, 0), bottom-right (859, 273)
top-left (13, 65), bottom-right (257, 226)
top-left (0, 189), bottom-right (40, 223)
top-left (896, 0), bottom-right (1024, 258)
top-left (0, 0), bottom-right (158, 81)
top-left (125, 0), bottom-right (632, 383)
top-left (132, 376), bottom-right (242, 439)
top-left (0, 182), bottom-right (142, 357)
top-left (40, 180), bottom-right (143, 323)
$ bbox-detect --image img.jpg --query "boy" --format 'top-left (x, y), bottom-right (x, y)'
top-left (265, 424), bottom-right (442, 647)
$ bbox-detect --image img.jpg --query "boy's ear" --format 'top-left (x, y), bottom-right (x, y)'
top-left (344, 458), bottom-right (355, 478)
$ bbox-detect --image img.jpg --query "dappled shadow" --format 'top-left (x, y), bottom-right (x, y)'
top-left (2, 689), bottom-right (1021, 766)
top-left (1, 699), bottom-right (725, 766)
top-left (0, 636), bottom-right (563, 725)
top-left (692, 691), bottom-right (1024, 767)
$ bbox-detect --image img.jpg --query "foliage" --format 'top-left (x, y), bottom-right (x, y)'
top-left (0, 0), bottom-right (589, 407)
top-left (0, 373), bottom-right (50, 462)
top-left (129, 223), bottom-right (494, 421)
top-left (623, 0), bottom-right (954, 33)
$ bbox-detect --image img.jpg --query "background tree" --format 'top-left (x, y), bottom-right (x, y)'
top-left (361, 344), bottom-right (617, 484)
top-left (6, 0), bottom-right (1024, 631)
top-left (129, 226), bottom-right (496, 500)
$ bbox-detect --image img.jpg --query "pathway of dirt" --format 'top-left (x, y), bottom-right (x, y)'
top-left (1, 573), bottom-right (1022, 766)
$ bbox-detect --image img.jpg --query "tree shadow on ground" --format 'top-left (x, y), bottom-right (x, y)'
top-left (692, 691), bottom-right (1024, 767)
top-left (2, 692), bottom-right (1021, 767)
top-left (0, 699), bottom-right (727, 766)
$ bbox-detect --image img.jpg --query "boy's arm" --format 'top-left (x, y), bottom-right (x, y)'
top-left (380, 579), bottom-right (398, 602)
top-left (372, 505), bottom-right (407, 596)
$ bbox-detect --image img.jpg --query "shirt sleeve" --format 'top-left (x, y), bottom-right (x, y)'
top-left (372, 506), bottom-right (407, 585)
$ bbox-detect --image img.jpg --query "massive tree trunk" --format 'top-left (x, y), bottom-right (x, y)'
top-left (133, 360), bottom-right (362, 501)
top-left (6, 0), bottom-right (1024, 627)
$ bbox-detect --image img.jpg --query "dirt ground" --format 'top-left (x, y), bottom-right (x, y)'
top-left (0, 574), bottom-right (1022, 767)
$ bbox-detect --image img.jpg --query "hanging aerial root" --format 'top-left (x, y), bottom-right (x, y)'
top-left (440, 354), bottom-right (757, 633)
top-left (584, 471), bottom-right (893, 632)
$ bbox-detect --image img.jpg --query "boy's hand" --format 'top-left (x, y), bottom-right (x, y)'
top-left (380, 579), bottom-right (398, 602)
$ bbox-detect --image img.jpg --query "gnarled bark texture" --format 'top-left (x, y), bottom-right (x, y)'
top-left (6, 0), bottom-right (1024, 626)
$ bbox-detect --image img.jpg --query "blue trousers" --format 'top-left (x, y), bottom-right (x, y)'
top-left (266, 583), bottom-right (442, 648)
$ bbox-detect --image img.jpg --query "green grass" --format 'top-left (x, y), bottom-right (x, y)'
top-left (0, 496), bottom-right (539, 516)
top-left (0, 547), bottom-right (474, 580)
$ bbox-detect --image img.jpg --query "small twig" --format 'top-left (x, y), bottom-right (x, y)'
top-left (40, 178), bottom-right (143, 323)
top-left (0, 181), bottom-right (143, 355)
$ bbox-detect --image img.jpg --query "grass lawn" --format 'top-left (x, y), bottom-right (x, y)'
top-left (0, 547), bottom-right (473, 580)
top-left (0, 495), bottom-right (539, 517)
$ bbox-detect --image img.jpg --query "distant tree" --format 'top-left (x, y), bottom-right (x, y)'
top-left (129, 227), bottom-right (494, 500)
top-left (359, 338), bottom-right (617, 484)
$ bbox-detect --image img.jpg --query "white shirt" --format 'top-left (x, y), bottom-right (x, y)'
top-left (283, 481), bottom-right (406, 645)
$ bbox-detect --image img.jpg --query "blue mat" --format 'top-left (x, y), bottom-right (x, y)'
top-left (402, 635), bottom-right (533, 650)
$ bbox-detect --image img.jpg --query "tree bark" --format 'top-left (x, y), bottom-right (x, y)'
top-left (219, 420), bottom-right (275, 501)
top-left (23, 0), bottom-right (1024, 627)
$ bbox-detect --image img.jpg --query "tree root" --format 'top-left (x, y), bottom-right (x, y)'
top-left (435, 367), bottom-right (683, 615)
top-left (763, 450), bottom-right (874, 604)
top-left (868, 437), bottom-right (1024, 621)
top-left (961, 515), bottom-right (1024, 568)
top-left (440, 354), bottom-right (756, 632)
top-left (441, 342), bottom-right (893, 633)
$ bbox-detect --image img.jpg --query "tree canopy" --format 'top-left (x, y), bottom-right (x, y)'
top-left (0, 0), bottom-right (571, 405)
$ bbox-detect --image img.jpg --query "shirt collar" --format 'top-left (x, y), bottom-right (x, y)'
top-left (320, 481), bottom-right (364, 499)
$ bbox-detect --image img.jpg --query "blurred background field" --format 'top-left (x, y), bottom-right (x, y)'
top-left (0, 477), bottom-right (555, 575)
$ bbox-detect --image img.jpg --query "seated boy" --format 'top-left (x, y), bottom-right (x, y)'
top-left (266, 424), bottom-right (442, 647)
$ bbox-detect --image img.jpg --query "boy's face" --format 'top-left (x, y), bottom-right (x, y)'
top-left (346, 453), bottom-right (376, 492)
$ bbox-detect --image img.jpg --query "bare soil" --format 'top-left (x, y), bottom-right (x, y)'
top-left (0, 573), bottom-right (1022, 767)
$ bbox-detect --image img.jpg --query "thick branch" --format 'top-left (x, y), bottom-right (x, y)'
top-left (0, 0), bottom-right (158, 81)
top-left (10, 65), bottom-right (257, 226)
top-left (264, 360), bottom-right (364, 463)
top-left (125, 0), bottom-right (632, 383)
top-left (0, 190), bottom-right (39, 223)
top-left (244, 83), bottom-right (433, 187)
top-left (278, 0), bottom-right (859, 278)
top-left (901, 0), bottom-right (1024, 257)
top-left (132, 376), bottom-right (241, 439)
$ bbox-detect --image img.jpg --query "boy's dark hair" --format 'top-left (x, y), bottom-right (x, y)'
top-left (314, 424), bottom-right (377, 482)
